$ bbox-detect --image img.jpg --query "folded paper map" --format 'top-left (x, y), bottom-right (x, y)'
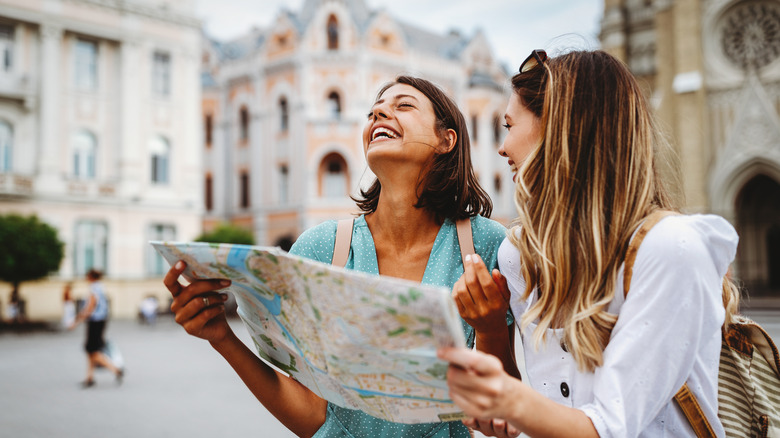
top-left (150, 241), bottom-right (467, 424)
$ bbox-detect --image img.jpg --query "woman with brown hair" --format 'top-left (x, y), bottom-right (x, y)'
top-left (163, 76), bottom-right (510, 437)
top-left (441, 50), bottom-right (740, 437)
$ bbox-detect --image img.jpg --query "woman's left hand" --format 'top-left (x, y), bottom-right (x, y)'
top-left (438, 347), bottom-right (521, 423)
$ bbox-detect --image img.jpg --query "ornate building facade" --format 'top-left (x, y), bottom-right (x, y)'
top-left (0, 0), bottom-right (202, 318)
top-left (201, 0), bottom-right (513, 250)
top-left (601, 0), bottom-right (780, 302)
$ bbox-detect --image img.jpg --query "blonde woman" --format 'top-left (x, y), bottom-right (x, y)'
top-left (441, 50), bottom-right (740, 437)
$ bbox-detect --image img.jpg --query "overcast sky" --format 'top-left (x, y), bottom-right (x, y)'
top-left (194, 0), bottom-right (604, 71)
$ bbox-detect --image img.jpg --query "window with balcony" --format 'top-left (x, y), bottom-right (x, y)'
top-left (74, 220), bottom-right (108, 276)
top-left (150, 136), bottom-right (170, 184)
top-left (278, 165), bottom-right (289, 203)
top-left (279, 97), bottom-right (289, 132)
top-left (0, 120), bottom-right (12, 172)
top-left (0, 24), bottom-right (14, 73)
top-left (240, 171), bottom-right (250, 208)
top-left (75, 38), bottom-right (98, 91)
top-left (327, 91), bottom-right (341, 120)
top-left (147, 223), bottom-right (175, 276)
top-left (152, 51), bottom-right (171, 97)
top-left (239, 106), bottom-right (249, 141)
top-left (73, 130), bottom-right (97, 180)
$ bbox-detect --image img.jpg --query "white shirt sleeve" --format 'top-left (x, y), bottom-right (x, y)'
top-left (579, 215), bottom-right (735, 437)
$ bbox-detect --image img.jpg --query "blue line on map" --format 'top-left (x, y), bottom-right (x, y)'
top-left (345, 386), bottom-right (453, 403)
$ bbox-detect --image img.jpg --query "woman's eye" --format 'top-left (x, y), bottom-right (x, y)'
top-left (503, 123), bottom-right (511, 130)
top-left (397, 102), bottom-right (414, 109)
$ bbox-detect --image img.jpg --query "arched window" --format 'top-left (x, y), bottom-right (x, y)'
top-left (204, 174), bottom-right (213, 211)
top-left (73, 130), bottom-right (97, 179)
top-left (205, 114), bottom-right (213, 146)
top-left (327, 15), bottom-right (339, 50)
top-left (278, 164), bottom-right (289, 203)
top-left (150, 135), bottom-right (170, 184)
top-left (0, 120), bottom-right (12, 172)
top-left (327, 91), bottom-right (341, 120)
top-left (494, 173), bottom-right (502, 193)
top-left (279, 97), bottom-right (289, 131)
top-left (319, 153), bottom-right (348, 198)
top-left (239, 106), bottom-right (249, 141)
top-left (240, 170), bottom-right (250, 208)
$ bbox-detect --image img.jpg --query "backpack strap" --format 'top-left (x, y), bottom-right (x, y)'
top-left (332, 218), bottom-right (354, 268)
top-left (622, 210), bottom-right (678, 296)
top-left (622, 210), bottom-right (716, 438)
top-left (673, 384), bottom-right (717, 438)
top-left (456, 218), bottom-right (475, 263)
top-left (333, 218), bottom-right (474, 267)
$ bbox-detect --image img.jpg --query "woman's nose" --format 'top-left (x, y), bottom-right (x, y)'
top-left (497, 144), bottom-right (507, 157)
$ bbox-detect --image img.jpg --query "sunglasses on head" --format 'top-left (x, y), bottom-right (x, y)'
top-left (519, 49), bottom-right (548, 73)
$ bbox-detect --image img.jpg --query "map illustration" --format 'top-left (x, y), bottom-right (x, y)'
top-left (150, 241), bottom-right (467, 424)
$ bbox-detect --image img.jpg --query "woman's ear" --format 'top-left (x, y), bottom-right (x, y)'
top-left (442, 129), bottom-right (457, 153)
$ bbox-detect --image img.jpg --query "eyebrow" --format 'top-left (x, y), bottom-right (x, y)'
top-left (373, 94), bottom-right (420, 106)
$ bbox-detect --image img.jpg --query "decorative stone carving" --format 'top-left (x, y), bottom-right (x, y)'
top-left (721, 1), bottom-right (780, 70)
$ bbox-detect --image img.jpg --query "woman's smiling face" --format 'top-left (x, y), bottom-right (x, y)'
top-left (498, 93), bottom-right (542, 182)
top-left (362, 83), bottom-right (444, 169)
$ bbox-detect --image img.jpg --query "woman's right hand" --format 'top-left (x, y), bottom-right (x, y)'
top-left (164, 260), bottom-right (232, 344)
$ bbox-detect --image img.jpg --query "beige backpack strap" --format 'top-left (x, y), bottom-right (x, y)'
top-left (332, 218), bottom-right (354, 268)
top-left (622, 210), bottom-right (678, 295)
top-left (673, 384), bottom-right (717, 438)
top-left (456, 218), bottom-right (474, 264)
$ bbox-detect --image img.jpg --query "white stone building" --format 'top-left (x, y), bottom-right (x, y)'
top-left (0, 0), bottom-right (202, 319)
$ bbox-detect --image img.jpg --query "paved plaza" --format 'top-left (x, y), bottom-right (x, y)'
top-left (1, 311), bottom-right (779, 438)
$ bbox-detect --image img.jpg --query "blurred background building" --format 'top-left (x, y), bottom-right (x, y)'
top-left (200, 0), bottom-right (511, 249)
top-left (0, 0), bottom-right (202, 318)
top-left (601, 0), bottom-right (780, 303)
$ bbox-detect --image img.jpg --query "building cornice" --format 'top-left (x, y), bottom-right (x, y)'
top-left (64, 0), bottom-right (201, 30)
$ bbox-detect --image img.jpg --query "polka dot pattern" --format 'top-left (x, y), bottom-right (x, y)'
top-left (289, 215), bottom-right (507, 437)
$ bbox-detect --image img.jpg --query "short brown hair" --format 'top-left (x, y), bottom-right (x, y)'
top-left (353, 75), bottom-right (492, 221)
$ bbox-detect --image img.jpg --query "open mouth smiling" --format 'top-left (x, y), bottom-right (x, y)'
top-left (370, 126), bottom-right (400, 142)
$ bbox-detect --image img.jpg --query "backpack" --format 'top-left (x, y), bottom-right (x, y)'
top-left (624, 210), bottom-right (780, 437)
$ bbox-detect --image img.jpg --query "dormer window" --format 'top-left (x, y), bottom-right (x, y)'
top-left (327, 15), bottom-right (339, 50)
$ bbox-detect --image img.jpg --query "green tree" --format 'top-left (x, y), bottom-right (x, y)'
top-left (0, 214), bottom-right (65, 318)
top-left (195, 222), bottom-right (255, 245)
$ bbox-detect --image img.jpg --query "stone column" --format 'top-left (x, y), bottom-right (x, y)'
top-left (37, 23), bottom-right (63, 193)
top-left (117, 38), bottom-right (142, 198)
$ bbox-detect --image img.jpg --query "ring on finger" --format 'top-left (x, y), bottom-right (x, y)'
top-left (202, 296), bottom-right (210, 306)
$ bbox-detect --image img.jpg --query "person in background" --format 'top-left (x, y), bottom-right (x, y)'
top-left (163, 75), bottom-right (511, 437)
top-left (70, 269), bottom-right (124, 388)
top-left (440, 50), bottom-right (739, 437)
top-left (61, 282), bottom-right (76, 330)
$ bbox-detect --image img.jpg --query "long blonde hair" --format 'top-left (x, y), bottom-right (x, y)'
top-left (508, 50), bottom-right (739, 372)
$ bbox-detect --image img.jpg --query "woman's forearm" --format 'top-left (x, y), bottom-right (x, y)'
top-left (210, 332), bottom-right (327, 438)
